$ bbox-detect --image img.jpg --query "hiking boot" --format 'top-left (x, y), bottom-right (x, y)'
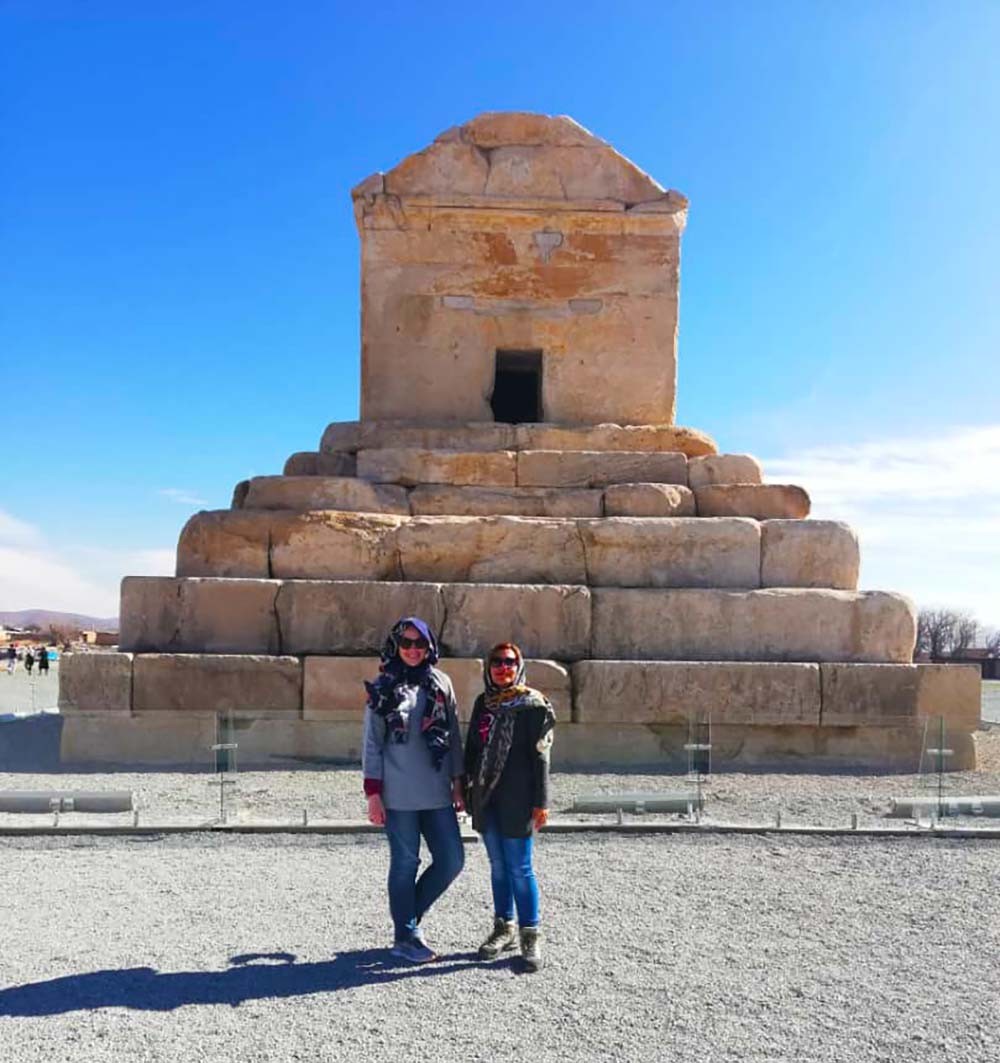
top-left (477, 917), bottom-right (517, 960)
top-left (519, 926), bottom-right (542, 972)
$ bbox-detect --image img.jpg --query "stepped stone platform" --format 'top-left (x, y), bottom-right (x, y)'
top-left (59, 111), bottom-right (980, 769)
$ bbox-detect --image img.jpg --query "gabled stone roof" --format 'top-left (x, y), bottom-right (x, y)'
top-left (353, 111), bottom-right (686, 212)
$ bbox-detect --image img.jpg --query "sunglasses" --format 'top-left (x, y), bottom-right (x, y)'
top-left (398, 636), bottom-right (429, 650)
top-left (490, 657), bottom-right (518, 668)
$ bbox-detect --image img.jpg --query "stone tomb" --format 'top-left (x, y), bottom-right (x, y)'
top-left (60, 113), bottom-right (979, 769)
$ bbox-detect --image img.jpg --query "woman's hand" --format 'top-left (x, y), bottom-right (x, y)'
top-left (366, 793), bottom-right (386, 826)
top-left (452, 778), bottom-right (465, 813)
top-left (532, 807), bottom-right (548, 831)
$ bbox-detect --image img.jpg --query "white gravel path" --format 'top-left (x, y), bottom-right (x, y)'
top-left (0, 831), bottom-right (997, 1063)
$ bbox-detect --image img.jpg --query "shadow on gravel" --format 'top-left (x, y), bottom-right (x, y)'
top-left (0, 948), bottom-right (495, 1015)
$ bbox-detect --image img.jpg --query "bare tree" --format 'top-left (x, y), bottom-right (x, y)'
top-left (984, 629), bottom-right (1000, 658)
top-left (917, 609), bottom-right (956, 658)
top-left (952, 612), bottom-right (979, 656)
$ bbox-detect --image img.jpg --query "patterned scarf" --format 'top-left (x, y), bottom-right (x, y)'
top-left (473, 643), bottom-right (555, 812)
top-left (364, 616), bottom-right (451, 771)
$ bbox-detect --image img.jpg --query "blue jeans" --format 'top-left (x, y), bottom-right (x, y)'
top-left (480, 810), bottom-right (540, 927)
top-left (384, 806), bottom-right (465, 942)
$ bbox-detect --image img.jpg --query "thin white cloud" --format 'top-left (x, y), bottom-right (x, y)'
top-left (158, 488), bottom-right (209, 506)
top-left (764, 423), bottom-right (1000, 630)
top-left (0, 508), bottom-right (173, 617)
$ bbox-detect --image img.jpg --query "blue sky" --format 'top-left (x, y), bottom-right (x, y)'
top-left (2, 3), bottom-right (998, 628)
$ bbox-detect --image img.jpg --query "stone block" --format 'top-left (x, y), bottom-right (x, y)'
top-left (603, 483), bottom-right (695, 517)
top-left (591, 588), bottom-right (916, 663)
top-left (277, 580), bottom-right (446, 656)
top-left (409, 485), bottom-right (602, 517)
top-left (220, 718), bottom-right (365, 766)
top-left (317, 421), bottom-right (362, 453)
top-left (317, 452), bottom-right (357, 477)
top-left (553, 721), bottom-right (975, 770)
top-left (119, 577), bottom-right (281, 654)
top-left (396, 516), bottom-right (586, 584)
top-left (60, 712), bottom-right (219, 767)
top-left (579, 517), bottom-right (760, 588)
top-left (231, 480), bottom-right (250, 509)
top-left (58, 652), bottom-right (133, 714)
top-left (302, 657), bottom-right (378, 721)
top-left (270, 512), bottom-right (403, 580)
top-left (284, 452), bottom-right (319, 476)
top-left (358, 448), bottom-right (517, 487)
top-left (243, 476), bottom-right (410, 514)
top-left (820, 663), bottom-right (981, 729)
top-left (761, 520), bottom-right (859, 590)
top-left (132, 654), bottom-right (302, 715)
top-left (688, 454), bottom-right (762, 488)
top-left (176, 511), bottom-right (270, 578)
top-left (440, 584), bottom-right (591, 661)
top-left (695, 484), bottom-right (810, 519)
top-left (514, 423), bottom-right (716, 457)
top-left (324, 421), bottom-right (517, 454)
top-left (572, 661), bottom-right (820, 725)
top-left (518, 450), bottom-right (687, 488)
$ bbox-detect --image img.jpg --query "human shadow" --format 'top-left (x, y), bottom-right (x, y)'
top-left (0, 947), bottom-right (500, 1016)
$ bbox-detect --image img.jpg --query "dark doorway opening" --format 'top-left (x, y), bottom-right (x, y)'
top-left (491, 350), bottom-right (543, 423)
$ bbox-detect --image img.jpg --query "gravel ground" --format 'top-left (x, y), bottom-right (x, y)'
top-left (0, 831), bottom-right (997, 1063)
top-left (3, 726), bottom-right (1000, 831)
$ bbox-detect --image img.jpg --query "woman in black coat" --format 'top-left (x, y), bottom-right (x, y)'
top-left (464, 642), bottom-right (555, 972)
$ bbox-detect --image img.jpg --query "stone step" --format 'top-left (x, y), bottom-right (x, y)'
top-left (59, 653), bottom-right (978, 768)
top-left (282, 452), bottom-right (356, 477)
top-left (236, 477), bottom-right (702, 518)
top-left (118, 578), bottom-right (911, 662)
top-left (177, 511), bottom-right (859, 590)
top-left (59, 713), bottom-right (977, 769)
top-left (357, 448), bottom-right (695, 489)
top-left (320, 419), bottom-right (719, 457)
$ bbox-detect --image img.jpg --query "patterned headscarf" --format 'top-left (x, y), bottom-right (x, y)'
top-left (473, 642), bottom-right (555, 814)
top-left (364, 616), bottom-right (451, 770)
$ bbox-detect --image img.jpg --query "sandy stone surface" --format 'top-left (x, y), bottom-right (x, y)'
top-left (760, 519), bottom-right (860, 590)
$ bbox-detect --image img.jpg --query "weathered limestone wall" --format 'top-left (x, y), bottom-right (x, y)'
top-left (354, 113), bottom-right (687, 425)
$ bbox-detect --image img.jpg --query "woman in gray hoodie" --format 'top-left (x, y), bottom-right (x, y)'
top-left (362, 616), bottom-right (465, 963)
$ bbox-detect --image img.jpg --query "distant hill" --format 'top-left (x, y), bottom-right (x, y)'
top-left (0, 610), bottom-right (119, 632)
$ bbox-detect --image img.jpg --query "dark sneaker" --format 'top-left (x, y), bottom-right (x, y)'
top-left (477, 917), bottom-right (517, 960)
top-left (390, 936), bottom-right (436, 964)
top-left (519, 926), bottom-right (542, 972)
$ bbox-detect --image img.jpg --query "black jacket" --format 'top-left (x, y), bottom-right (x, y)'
top-left (464, 693), bottom-right (551, 838)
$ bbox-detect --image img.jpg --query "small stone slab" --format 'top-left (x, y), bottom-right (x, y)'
top-left (761, 520), bottom-right (859, 590)
top-left (132, 654), bottom-right (302, 715)
top-left (591, 588), bottom-right (916, 662)
top-left (58, 652), bottom-right (133, 714)
top-left (242, 476), bottom-right (410, 514)
top-left (572, 660), bottom-right (820, 725)
top-left (695, 484), bottom-right (810, 519)
top-left (515, 424), bottom-right (716, 457)
top-left (518, 450), bottom-right (687, 488)
top-left (603, 483), bottom-right (695, 517)
top-left (409, 485), bottom-right (603, 517)
top-left (688, 454), bottom-right (762, 489)
top-left (358, 448), bottom-right (517, 487)
top-left (820, 663), bottom-right (981, 729)
top-left (578, 517), bottom-right (760, 588)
